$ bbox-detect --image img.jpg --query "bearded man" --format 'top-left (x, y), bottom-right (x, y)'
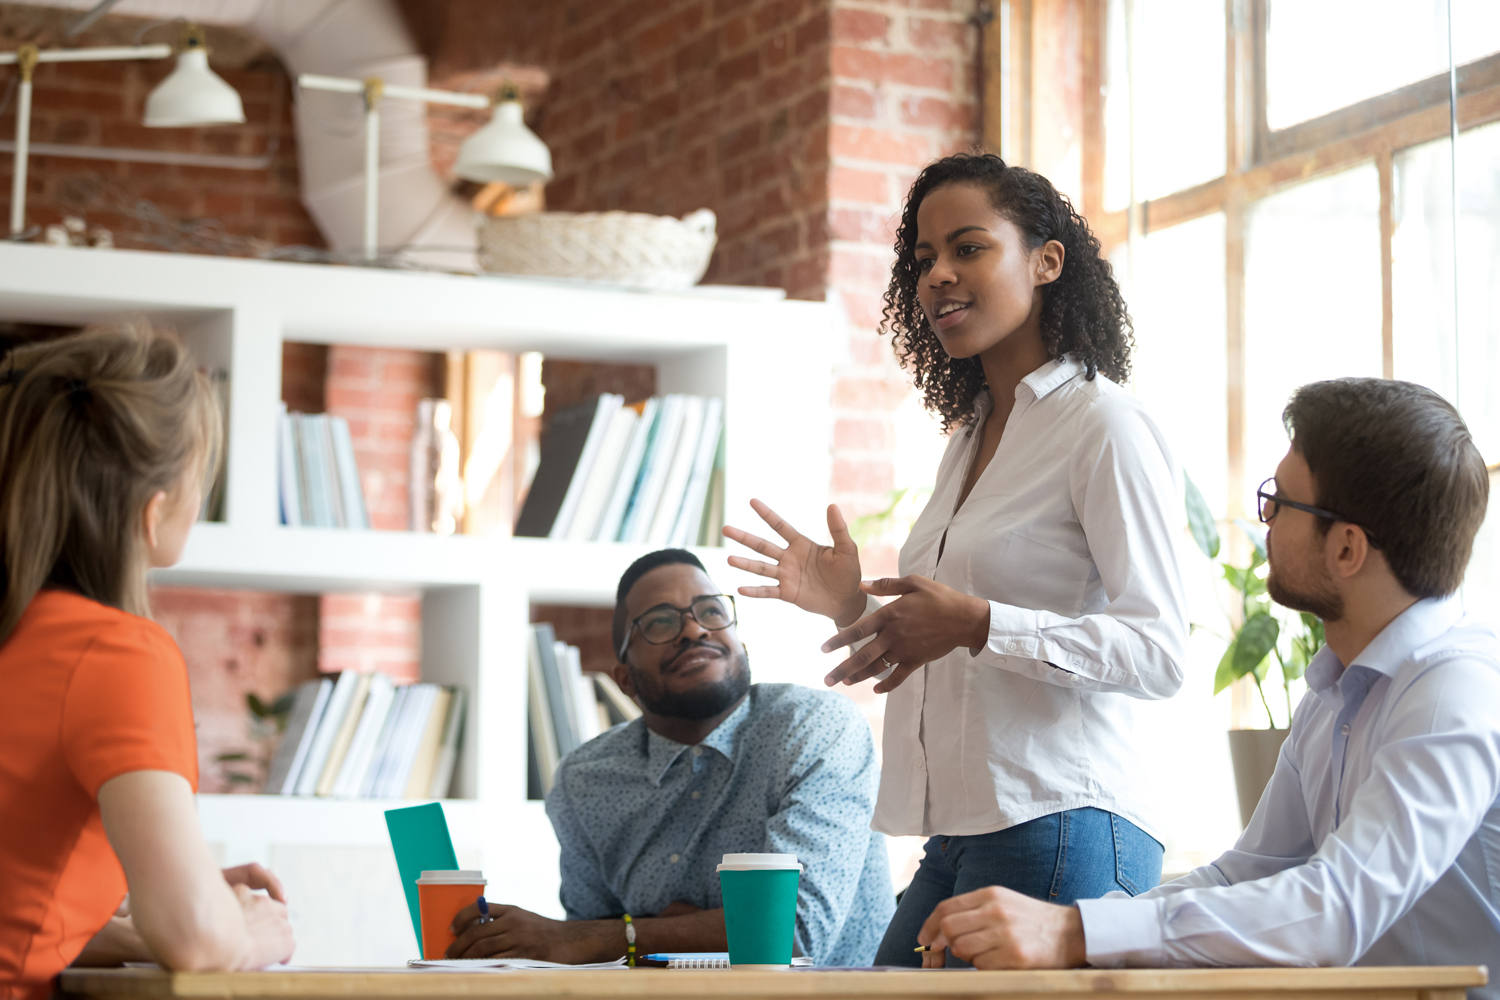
top-left (446, 549), bottom-right (893, 967)
top-left (904, 378), bottom-right (1500, 995)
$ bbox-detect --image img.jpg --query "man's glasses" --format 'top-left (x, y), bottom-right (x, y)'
top-left (618, 595), bottom-right (738, 660)
top-left (1256, 477), bottom-right (1380, 549)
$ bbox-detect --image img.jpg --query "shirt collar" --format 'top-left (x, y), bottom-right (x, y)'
top-left (1018, 354), bottom-right (1085, 401)
top-left (1305, 596), bottom-right (1464, 695)
top-left (643, 693), bottom-right (753, 787)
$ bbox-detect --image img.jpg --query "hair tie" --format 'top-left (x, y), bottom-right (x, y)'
top-left (64, 377), bottom-right (91, 405)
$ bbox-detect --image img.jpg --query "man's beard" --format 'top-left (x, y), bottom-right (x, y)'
top-left (1266, 536), bottom-right (1344, 622)
top-left (629, 641), bottom-right (752, 721)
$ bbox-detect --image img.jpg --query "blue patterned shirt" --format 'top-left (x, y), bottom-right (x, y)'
top-left (545, 683), bottom-right (893, 967)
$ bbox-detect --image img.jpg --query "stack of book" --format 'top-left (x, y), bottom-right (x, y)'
top-left (265, 673), bottom-right (466, 799)
top-left (277, 402), bottom-right (370, 529)
top-left (515, 394), bottom-right (724, 546)
top-left (527, 622), bottom-right (642, 799)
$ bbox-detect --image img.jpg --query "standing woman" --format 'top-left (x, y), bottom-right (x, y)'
top-left (724, 153), bottom-right (1187, 967)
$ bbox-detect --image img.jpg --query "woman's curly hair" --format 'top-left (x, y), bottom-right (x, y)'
top-left (880, 153), bottom-right (1134, 432)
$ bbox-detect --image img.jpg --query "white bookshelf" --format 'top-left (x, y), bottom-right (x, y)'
top-left (0, 243), bottom-right (838, 964)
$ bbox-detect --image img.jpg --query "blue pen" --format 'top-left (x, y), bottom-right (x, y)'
top-left (477, 896), bottom-right (491, 925)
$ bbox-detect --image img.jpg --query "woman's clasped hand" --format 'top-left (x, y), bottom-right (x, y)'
top-left (723, 498), bottom-right (990, 693)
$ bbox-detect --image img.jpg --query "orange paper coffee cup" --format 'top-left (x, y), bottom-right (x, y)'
top-left (416, 869), bottom-right (487, 959)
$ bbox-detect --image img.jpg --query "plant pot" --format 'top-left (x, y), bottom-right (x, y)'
top-left (1227, 728), bottom-right (1290, 827)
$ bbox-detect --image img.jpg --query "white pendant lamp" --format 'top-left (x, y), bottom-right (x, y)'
top-left (455, 86), bottom-right (553, 185)
top-left (144, 25), bottom-right (245, 128)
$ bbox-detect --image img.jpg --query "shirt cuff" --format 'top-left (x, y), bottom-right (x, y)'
top-left (976, 600), bottom-right (1040, 659)
top-left (1077, 896), bottom-right (1165, 968)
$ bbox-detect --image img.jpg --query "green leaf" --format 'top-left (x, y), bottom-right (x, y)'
top-left (270, 692), bottom-right (297, 717)
top-left (1242, 566), bottom-right (1267, 598)
top-left (1222, 564), bottom-right (1251, 594)
top-left (215, 752), bottom-right (250, 763)
top-left (1233, 612), bottom-right (1280, 678)
top-left (224, 772), bottom-right (256, 785)
top-left (246, 692), bottom-right (270, 718)
top-left (1236, 519), bottom-right (1267, 561)
top-left (1301, 612), bottom-right (1326, 649)
top-left (1183, 473), bottom-right (1220, 559)
top-left (1213, 641), bottom-right (1238, 695)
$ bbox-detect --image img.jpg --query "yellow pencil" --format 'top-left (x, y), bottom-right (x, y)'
top-left (914, 945), bottom-right (930, 952)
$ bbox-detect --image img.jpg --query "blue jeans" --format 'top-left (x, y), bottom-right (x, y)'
top-left (873, 808), bottom-right (1163, 967)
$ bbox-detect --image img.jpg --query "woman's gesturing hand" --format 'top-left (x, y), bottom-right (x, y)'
top-left (723, 500), bottom-right (867, 627)
top-left (820, 576), bottom-right (991, 692)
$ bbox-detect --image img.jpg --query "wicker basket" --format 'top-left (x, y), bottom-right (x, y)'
top-left (477, 209), bottom-right (717, 289)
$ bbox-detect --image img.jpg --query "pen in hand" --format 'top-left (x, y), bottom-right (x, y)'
top-left (477, 896), bottom-right (492, 925)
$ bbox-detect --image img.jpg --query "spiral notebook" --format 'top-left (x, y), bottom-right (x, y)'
top-left (642, 953), bottom-right (814, 969)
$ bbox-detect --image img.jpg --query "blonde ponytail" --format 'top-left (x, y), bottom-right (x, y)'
top-left (0, 323), bottom-right (220, 642)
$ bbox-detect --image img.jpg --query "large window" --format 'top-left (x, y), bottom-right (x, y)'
top-left (1094, 0), bottom-right (1500, 509)
top-left (1070, 0), bottom-right (1500, 868)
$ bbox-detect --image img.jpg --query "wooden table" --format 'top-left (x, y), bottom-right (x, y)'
top-left (56, 965), bottom-right (1487, 1000)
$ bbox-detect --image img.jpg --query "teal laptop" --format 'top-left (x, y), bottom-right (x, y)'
top-left (384, 802), bottom-right (459, 954)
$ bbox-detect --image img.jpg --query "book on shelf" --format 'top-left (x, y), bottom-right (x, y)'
top-left (548, 394), bottom-right (623, 540)
top-left (526, 623), bottom-right (643, 800)
top-left (265, 677), bottom-right (332, 794)
top-left (516, 394), bottom-right (725, 546)
top-left (329, 673), bottom-right (396, 797)
top-left (265, 673), bottom-right (466, 799)
top-left (513, 396), bottom-right (604, 538)
top-left (277, 408), bottom-right (370, 530)
top-left (595, 396), bottom-right (659, 543)
top-left (593, 673), bottom-right (642, 728)
top-left (529, 623), bottom-right (578, 759)
top-left (526, 644), bottom-right (560, 799)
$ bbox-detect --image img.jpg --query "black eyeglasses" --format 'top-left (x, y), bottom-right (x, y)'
top-left (1256, 477), bottom-right (1381, 549)
top-left (618, 594), bottom-right (738, 660)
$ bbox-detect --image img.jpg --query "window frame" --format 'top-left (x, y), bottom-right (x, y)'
top-left (976, 0), bottom-right (1500, 727)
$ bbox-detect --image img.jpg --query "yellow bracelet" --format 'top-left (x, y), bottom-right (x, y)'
top-left (622, 913), bottom-right (636, 968)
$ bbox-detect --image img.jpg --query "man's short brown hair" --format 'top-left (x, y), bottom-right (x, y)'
top-left (1283, 378), bottom-right (1488, 599)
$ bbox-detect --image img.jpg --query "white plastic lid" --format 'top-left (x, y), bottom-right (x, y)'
top-left (717, 853), bottom-right (803, 872)
top-left (416, 870), bottom-right (487, 884)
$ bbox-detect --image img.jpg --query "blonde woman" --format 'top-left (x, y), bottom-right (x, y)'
top-left (0, 327), bottom-right (294, 1000)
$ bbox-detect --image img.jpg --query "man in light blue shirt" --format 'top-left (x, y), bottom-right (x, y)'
top-left (907, 379), bottom-right (1498, 990)
top-left (447, 549), bottom-right (893, 966)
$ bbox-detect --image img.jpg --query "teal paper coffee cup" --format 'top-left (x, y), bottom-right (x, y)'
top-left (718, 853), bottom-right (803, 969)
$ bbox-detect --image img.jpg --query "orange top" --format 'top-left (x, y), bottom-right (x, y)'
top-left (0, 590), bottom-right (198, 1000)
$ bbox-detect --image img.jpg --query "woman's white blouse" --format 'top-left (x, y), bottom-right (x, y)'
top-left (873, 355), bottom-right (1188, 839)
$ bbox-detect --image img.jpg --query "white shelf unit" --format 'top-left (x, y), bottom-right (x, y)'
top-left (0, 243), bottom-right (838, 964)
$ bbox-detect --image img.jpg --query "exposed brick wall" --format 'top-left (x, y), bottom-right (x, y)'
top-left (408, 0), bottom-right (834, 301)
top-left (825, 0), bottom-right (977, 575)
top-left (280, 342), bottom-right (328, 414)
top-left (0, 9), bottom-right (321, 251)
top-left (318, 593), bottom-right (422, 682)
top-left (540, 358), bottom-right (657, 429)
top-left (150, 588), bottom-right (320, 794)
top-left (324, 346), bottom-right (445, 532)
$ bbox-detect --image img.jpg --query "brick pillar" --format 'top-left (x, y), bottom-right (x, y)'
top-left (826, 0), bottom-right (978, 576)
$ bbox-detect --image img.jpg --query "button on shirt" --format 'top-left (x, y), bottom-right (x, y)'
top-left (1079, 599), bottom-right (1500, 999)
top-left (876, 355), bottom-right (1187, 838)
top-left (545, 683), bottom-right (894, 967)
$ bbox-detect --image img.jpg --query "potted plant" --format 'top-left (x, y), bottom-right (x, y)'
top-left (1185, 475), bottom-right (1325, 826)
